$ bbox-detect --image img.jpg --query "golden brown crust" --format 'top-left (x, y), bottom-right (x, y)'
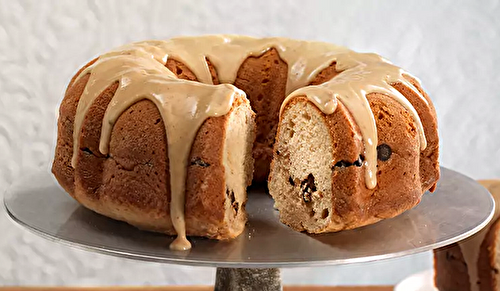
top-left (308, 62), bottom-right (340, 86)
top-left (71, 99), bottom-right (248, 239)
top-left (75, 81), bottom-right (118, 200)
top-left (396, 75), bottom-right (440, 192)
top-left (165, 59), bottom-right (198, 82)
top-left (434, 244), bottom-right (472, 290)
top-left (166, 58), bottom-right (221, 85)
top-left (53, 58), bottom-right (252, 239)
top-left (364, 93), bottom-right (422, 219)
top-left (66, 58), bottom-right (97, 92)
top-left (52, 59), bottom-right (98, 195)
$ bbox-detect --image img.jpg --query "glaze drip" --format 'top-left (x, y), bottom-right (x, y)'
top-left (71, 35), bottom-right (429, 249)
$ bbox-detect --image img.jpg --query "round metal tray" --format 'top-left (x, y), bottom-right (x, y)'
top-left (3, 167), bottom-right (494, 268)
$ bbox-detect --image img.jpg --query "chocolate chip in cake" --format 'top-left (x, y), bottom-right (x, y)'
top-left (377, 144), bottom-right (392, 161)
top-left (333, 155), bottom-right (364, 169)
top-left (353, 156), bottom-right (363, 167)
top-left (300, 174), bottom-right (316, 203)
top-left (190, 157), bottom-right (210, 167)
top-left (334, 160), bottom-right (351, 168)
top-left (288, 176), bottom-right (295, 186)
top-left (303, 191), bottom-right (312, 203)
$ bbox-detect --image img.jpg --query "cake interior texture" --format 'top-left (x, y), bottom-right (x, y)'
top-left (269, 100), bottom-right (337, 232)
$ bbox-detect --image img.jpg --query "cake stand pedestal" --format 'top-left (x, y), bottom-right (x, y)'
top-left (3, 167), bottom-right (494, 290)
top-left (215, 268), bottom-right (281, 291)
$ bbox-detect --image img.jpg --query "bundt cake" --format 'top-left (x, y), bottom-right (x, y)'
top-left (52, 35), bottom-right (440, 250)
top-left (434, 180), bottom-right (500, 291)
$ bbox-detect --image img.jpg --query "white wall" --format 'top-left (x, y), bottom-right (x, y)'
top-left (1, 0), bottom-right (499, 286)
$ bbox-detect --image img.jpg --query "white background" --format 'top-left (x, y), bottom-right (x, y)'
top-left (1, 0), bottom-right (499, 286)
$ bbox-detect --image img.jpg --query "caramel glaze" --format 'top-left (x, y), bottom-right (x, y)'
top-left (70, 35), bottom-right (428, 250)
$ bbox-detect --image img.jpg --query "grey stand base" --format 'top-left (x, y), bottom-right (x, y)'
top-left (215, 268), bottom-right (282, 291)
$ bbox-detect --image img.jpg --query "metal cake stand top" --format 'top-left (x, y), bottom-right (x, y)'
top-left (3, 167), bottom-right (494, 268)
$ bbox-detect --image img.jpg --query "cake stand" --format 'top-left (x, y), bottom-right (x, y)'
top-left (3, 167), bottom-right (494, 290)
